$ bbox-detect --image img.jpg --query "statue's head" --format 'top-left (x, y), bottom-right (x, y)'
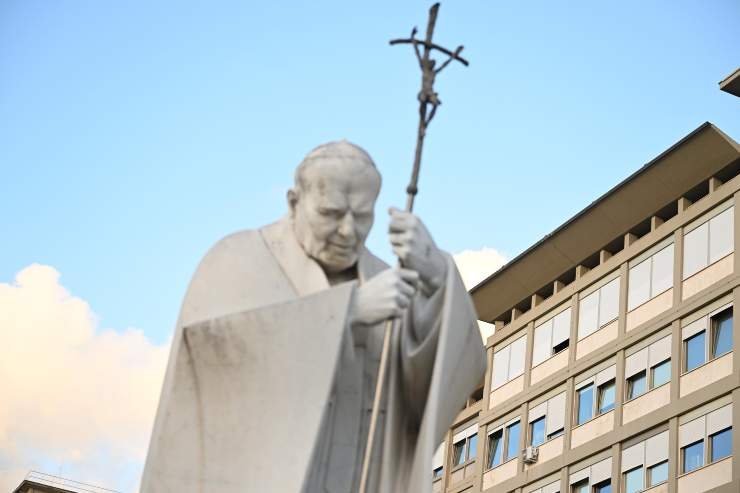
top-left (288, 140), bottom-right (382, 274)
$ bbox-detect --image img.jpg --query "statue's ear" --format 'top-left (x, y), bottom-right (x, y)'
top-left (287, 188), bottom-right (299, 216)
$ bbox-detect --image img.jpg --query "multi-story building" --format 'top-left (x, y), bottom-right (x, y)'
top-left (11, 471), bottom-right (118, 493)
top-left (433, 121), bottom-right (740, 493)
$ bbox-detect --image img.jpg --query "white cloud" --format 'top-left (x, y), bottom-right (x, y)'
top-left (0, 264), bottom-right (168, 493)
top-left (453, 247), bottom-right (508, 291)
top-left (453, 247), bottom-right (508, 342)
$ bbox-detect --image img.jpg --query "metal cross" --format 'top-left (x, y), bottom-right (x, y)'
top-left (358, 5), bottom-right (468, 493)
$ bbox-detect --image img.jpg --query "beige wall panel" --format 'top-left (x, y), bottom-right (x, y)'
top-left (679, 353), bottom-right (733, 398)
top-left (432, 479), bottom-right (442, 493)
top-left (489, 374), bottom-right (524, 409)
top-left (525, 435), bottom-right (564, 470)
top-left (482, 458), bottom-right (518, 490)
top-left (682, 253), bottom-right (734, 300)
top-left (677, 457), bottom-right (732, 493)
top-left (626, 289), bottom-right (673, 332)
top-left (464, 462), bottom-right (476, 479)
top-left (570, 411), bottom-right (614, 449)
top-left (449, 467), bottom-right (465, 485)
top-left (576, 319), bottom-right (618, 360)
top-left (531, 349), bottom-right (568, 385)
top-left (643, 483), bottom-right (669, 493)
top-left (623, 384), bottom-right (671, 424)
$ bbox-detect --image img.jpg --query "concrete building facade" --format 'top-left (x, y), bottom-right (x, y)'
top-left (433, 122), bottom-right (740, 493)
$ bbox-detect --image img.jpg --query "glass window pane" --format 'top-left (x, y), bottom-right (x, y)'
top-left (712, 310), bottom-right (733, 358)
top-left (433, 466), bottom-right (443, 478)
top-left (468, 434), bottom-right (478, 460)
top-left (578, 291), bottom-right (599, 339)
top-left (599, 278), bottom-right (620, 327)
top-left (552, 308), bottom-right (571, 349)
top-left (624, 466), bottom-right (644, 493)
top-left (533, 321), bottom-right (553, 366)
top-left (577, 384), bottom-right (594, 425)
top-left (685, 331), bottom-right (706, 372)
top-left (598, 380), bottom-right (615, 414)
top-left (709, 207), bottom-right (734, 264)
top-left (487, 431), bottom-right (503, 468)
top-left (682, 440), bottom-right (704, 473)
top-left (627, 371), bottom-right (647, 399)
top-left (684, 222), bottom-right (709, 279)
top-left (509, 337), bottom-right (526, 379)
top-left (710, 428), bottom-right (732, 462)
top-left (530, 417), bottom-right (545, 446)
top-left (505, 421), bottom-right (520, 461)
top-left (572, 479), bottom-right (589, 493)
top-left (651, 360), bottom-right (671, 388)
top-left (452, 440), bottom-right (466, 466)
top-left (651, 244), bottom-right (674, 296)
top-left (628, 259), bottom-right (651, 310)
top-left (648, 461), bottom-right (668, 487)
top-left (492, 346), bottom-right (510, 388)
top-left (593, 480), bottom-right (611, 493)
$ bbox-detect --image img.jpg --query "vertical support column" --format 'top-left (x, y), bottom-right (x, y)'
top-left (610, 442), bottom-right (622, 493)
top-left (569, 293), bottom-right (579, 365)
top-left (673, 229), bottom-right (683, 304)
top-left (618, 262), bottom-right (629, 339)
top-left (667, 416), bottom-right (679, 493)
top-left (563, 376), bottom-right (575, 452)
top-left (523, 321), bottom-right (535, 390)
top-left (441, 428), bottom-right (453, 492)
top-left (485, 345), bottom-right (494, 411)
top-left (733, 191), bottom-right (740, 275)
top-left (614, 349), bottom-right (626, 427)
top-left (517, 402), bottom-right (529, 476)
top-left (670, 320), bottom-right (681, 404)
top-left (732, 388), bottom-right (740, 484)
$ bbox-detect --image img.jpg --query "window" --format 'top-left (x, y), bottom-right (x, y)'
top-left (710, 428), bottom-right (732, 462)
top-left (623, 466), bottom-right (643, 493)
top-left (533, 308), bottom-right (571, 366)
top-left (597, 380), bottom-right (615, 414)
top-left (486, 430), bottom-right (503, 469)
top-left (711, 308), bottom-right (733, 358)
top-left (505, 421), bottom-right (520, 461)
top-left (467, 434), bottom-right (477, 460)
top-left (625, 335), bottom-right (671, 400)
top-left (628, 244), bottom-right (675, 310)
top-left (451, 424), bottom-right (478, 466)
top-left (622, 430), bottom-right (669, 489)
top-left (685, 331), bottom-right (706, 372)
top-left (571, 479), bottom-right (588, 493)
top-left (432, 466), bottom-right (443, 479)
top-left (576, 384), bottom-right (594, 425)
top-left (679, 404), bottom-right (733, 474)
top-left (452, 439), bottom-right (466, 466)
top-left (592, 480), bottom-right (611, 493)
top-left (528, 392), bottom-right (566, 445)
top-left (682, 440), bottom-right (704, 473)
top-left (651, 360), bottom-right (670, 388)
top-left (578, 277), bottom-right (620, 339)
top-left (492, 335), bottom-right (526, 389)
top-left (683, 205), bottom-right (734, 279)
top-left (647, 461), bottom-right (668, 487)
top-left (530, 417), bottom-right (545, 447)
top-left (627, 371), bottom-right (646, 400)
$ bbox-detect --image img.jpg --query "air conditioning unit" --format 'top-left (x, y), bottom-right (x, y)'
top-left (522, 446), bottom-right (539, 464)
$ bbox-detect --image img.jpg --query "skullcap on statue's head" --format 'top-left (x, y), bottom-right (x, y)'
top-left (294, 140), bottom-right (379, 190)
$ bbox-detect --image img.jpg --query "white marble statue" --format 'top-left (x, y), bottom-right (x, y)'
top-left (141, 141), bottom-right (486, 493)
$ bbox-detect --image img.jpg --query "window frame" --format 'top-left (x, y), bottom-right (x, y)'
top-left (626, 370), bottom-right (647, 401)
top-left (485, 418), bottom-right (521, 471)
top-left (578, 276), bottom-right (620, 340)
top-left (709, 427), bottom-right (732, 463)
top-left (683, 330), bottom-right (707, 373)
top-left (576, 383), bottom-right (594, 425)
top-left (650, 359), bottom-right (671, 389)
top-left (646, 460), bottom-right (668, 487)
top-left (596, 379), bottom-right (616, 415)
top-left (710, 308), bottom-right (733, 358)
top-left (623, 465), bottom-right (644, 493)
top-left (627, 243), bottom-right (675, 311)
top-left (681, 439), bottom-right (705, 474)
top-left (486, 429), bottom-right (504, 470)
top-left (682, 305), bottom-right (734, 374)
top-left (529, 416), bottom-right (546, 447)
top-left (682, 204), bottom-right (734, 279)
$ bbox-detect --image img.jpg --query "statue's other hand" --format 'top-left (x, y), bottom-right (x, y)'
top-left (388, 207), bottom-right (448, 294)
top-left (350, 268), bottom-right (419, 327)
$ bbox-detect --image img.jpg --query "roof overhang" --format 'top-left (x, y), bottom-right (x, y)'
top-left (471, 122), bottom-right (740, 322)
top-left (720, 68), bottom-right (740, 97)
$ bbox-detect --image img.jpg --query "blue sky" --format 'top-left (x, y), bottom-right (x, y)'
top-left (1, 1), bottom-right (739, 491)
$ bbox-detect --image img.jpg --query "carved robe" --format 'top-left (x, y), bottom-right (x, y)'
top-left (141, 216), bottom-right (485, 493)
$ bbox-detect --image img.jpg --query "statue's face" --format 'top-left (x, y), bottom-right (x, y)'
top-left (290, 157), bottom-right (381, 274)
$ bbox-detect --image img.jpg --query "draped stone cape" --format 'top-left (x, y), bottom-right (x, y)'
top-left (141, 217), bottom-right (485, 493)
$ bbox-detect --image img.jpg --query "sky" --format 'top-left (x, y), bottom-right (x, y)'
top-left (0, 1), bottom-right (738, 491)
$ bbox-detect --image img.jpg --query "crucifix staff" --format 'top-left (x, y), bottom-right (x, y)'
top-left (357, 4), bottom-right (468, 492)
